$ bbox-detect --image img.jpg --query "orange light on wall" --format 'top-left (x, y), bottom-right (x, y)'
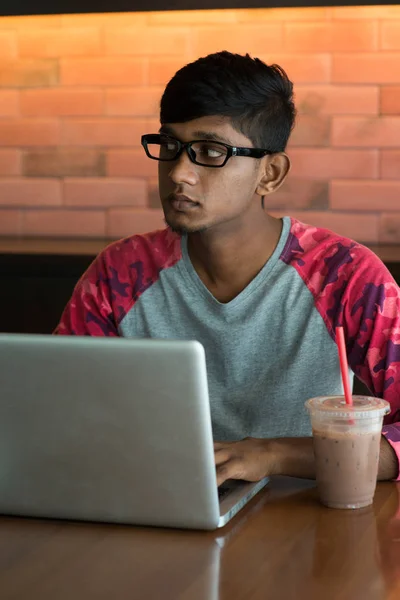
top-left (0, 6), bottom-right (400, 243)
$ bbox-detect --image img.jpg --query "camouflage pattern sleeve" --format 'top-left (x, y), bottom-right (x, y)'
top-left (54, 250), bottom-right (119, 336)
top-left (283, 218), bottom-right (400, 479)
top-left (54, 228), bottom-right (182, 336)
top-left (338, 250), bottom-right (400, 480)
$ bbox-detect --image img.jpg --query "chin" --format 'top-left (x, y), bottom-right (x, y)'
top-left (166, 221), bottom-right (209, 235)
top-left (164, 214), bottom-right (208, 235)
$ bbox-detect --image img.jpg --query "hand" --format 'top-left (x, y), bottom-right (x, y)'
top-left (214, 437), bottom-right (274, 486)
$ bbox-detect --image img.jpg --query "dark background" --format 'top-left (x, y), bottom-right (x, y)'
top-left (2, 0), bottom-right (399, 17)
top-left (0, 253), bottom-right (93, 335)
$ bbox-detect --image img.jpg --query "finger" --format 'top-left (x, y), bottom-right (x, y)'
top-left (214, 441), bottom-right (237, 450)
top-left (214, 441), bottom-right (233, 450)
top-left (216, 458), bottom-right (244, 486)
top-left (216, 470), bottom-right (227, 487)
top-left (214, 449), bottom-right (231, 466)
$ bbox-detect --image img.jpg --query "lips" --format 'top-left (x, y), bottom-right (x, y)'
top-left (169, 194), bottom-right (199, 212)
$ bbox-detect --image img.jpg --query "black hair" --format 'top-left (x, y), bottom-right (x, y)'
top-left (160, 51), bottom-right (296, 153)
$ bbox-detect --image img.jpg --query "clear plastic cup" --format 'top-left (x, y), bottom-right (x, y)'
top-left (305, 395), bottom-right (390, 509)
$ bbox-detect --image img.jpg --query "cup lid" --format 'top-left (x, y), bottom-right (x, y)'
top-left (305, 395), bottom-right (391, 419)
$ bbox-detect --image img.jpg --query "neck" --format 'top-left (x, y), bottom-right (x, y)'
top-left (187, 211), bottom-right (283, 302)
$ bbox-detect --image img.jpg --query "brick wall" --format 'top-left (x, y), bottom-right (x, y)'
top-left (0, 6), bottom-right (400, 243)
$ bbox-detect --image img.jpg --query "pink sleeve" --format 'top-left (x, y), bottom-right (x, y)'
top-left (54, 251), bottom-right (119, 336)
top-left (284, 219), bottom-right (400, 479)
top-left (339, 255), bottom-right (400, 480)
top-left (55, 229), bottom-right (182, 336)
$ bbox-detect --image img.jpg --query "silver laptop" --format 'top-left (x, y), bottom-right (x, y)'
top-left (0, 334), bottom-right (268, 530)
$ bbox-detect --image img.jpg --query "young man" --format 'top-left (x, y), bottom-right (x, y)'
top-left (56, 51), bottom-right (400, 485)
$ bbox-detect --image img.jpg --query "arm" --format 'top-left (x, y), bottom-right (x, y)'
top-left (289, 235), bottom-right (400, 480)
top-left (338, 250), bottom-right (400, 480)
top-left (215, 435), bottom-right (398, 486)
top-left (268, 247), bottom-right (400, 482)
top-left (54, 252), bottom-right (119, 336)
top-left (286, 225), bottom-right (400, 479)
top-left (271, 435), bottom-right (398, 481)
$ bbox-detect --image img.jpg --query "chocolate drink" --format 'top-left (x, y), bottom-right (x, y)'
top-left (313, 428), bottom-right (381, 509)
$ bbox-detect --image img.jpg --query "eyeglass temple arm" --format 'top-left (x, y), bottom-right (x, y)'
top-left (234, 148), bottom-right (272, 158)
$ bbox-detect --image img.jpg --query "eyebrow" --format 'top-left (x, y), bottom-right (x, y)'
top-left (191, 130), bottom-right (234, 145)
top-left (158, 125), bottom-right (234, 146)
top-left (159, 125), bottom-right (177, 137)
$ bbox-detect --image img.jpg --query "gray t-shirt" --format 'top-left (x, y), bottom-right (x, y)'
top-left (57, 216), bottom-right (400, 441)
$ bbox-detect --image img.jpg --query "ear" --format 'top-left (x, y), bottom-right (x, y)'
top-left (255, 153), bottom-right (291, 197)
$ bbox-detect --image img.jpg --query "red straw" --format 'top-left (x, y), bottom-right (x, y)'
top-left (335, 326), bottom-right (353, 406)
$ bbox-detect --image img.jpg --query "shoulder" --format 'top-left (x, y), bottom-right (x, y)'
top-left (79, 227), bottom-right (182, 320)
top-left (280, 217), bottom-right (388, 288)
top-left (98, 227), bottom-right (182, 273)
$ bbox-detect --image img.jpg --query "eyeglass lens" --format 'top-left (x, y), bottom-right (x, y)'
top-left (146, 136), bottom-right (229, 166)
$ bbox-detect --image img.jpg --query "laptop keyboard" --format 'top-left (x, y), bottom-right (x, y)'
top-left (218, 484), bottom-right (233, 501)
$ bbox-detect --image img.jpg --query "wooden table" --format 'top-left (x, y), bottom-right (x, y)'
top-left (1, 476), bottom-right (400, 600)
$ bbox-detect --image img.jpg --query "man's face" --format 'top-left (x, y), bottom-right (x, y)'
top-left (157, 115), bottom-right (266, 234)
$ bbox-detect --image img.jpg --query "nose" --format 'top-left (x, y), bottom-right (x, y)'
top-left (167, 149), bottom-right (199, 187)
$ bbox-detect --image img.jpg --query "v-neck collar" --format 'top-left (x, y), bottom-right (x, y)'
top-left (179, 217), bottom-right (291, 311)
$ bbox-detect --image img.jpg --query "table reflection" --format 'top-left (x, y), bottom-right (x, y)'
top-left (0, 478), bottom-right (399, 600)
top-left (216, 477), bottom-right (389, 600)
top-left (310, 503), bottom-right (385, 600)
top-left (376, 484), bottom-right (400, 599)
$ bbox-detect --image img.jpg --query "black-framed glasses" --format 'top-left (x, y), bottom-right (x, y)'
top-left (141, 133), bottom-right (272, 168)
